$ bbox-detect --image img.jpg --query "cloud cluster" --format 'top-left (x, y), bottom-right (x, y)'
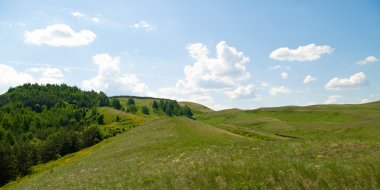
top-left (269, 86), bottom-right (290, 96)
top-left (303, 75), bottom-right (317, 84)
top-left (0, 64), bottom-right (65, 93)
top-left (324, 95), bottom-right (342, 104)
top-left (325, 72), bottom-right (367, 90)
top-left (357, 56), bottom-right (378, 65)
top-left (28, 67), bottom-right (64, 84)
top-left (226, 84), bottom-right (259, 100)
top-left (130, 21), bottom-right (155, 31)
top-left (82, 53), bottom-right (149, 95)
top-left (269, 44), bottom-right (333, 62)
top-left (157, 41), bottom-right (257, 108)
top-left (24, 24), bottom-right (96, 47)
top-left (0, 64), bottom-right (34, 93)
top-left (179, 41), bottom-right (250, 90)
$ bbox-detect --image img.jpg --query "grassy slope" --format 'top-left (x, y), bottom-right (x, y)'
top-left (3, 101), bottom-right (380, 189)
top-left (179, 101), bottom-right (213, 117)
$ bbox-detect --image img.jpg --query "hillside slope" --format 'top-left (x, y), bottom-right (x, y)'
top-left (4, 100), bottom-right (380, 189)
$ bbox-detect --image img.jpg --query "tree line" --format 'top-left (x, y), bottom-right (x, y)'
top-left (0, 84), bottom-right (194, 186)
top-left (0, 84), bottom-right (108, 185)
top-left (109, 97), bottom-right (193, 118)
top-left (152, 99), bottom-right (193, 118)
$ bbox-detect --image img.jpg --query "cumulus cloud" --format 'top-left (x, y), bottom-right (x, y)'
top-left (71, 12), bottom-right (85, 18)
top-left (0, 64), bottom-right (66, 93)
top-left (325, 72), bottom-right (367, 90)
top-left (281, 72), bottom-right (288, 79)
top-left (28, 67), bottom-right (64, 84)
top-left (324, 95), bottom-right (342, 104)
top-left (130, 21), bottom-right (155, 31)
top-left (0, 64), bottom-right (34, 93)
top-left (82, 53), bottom-right (149, 95)
top-left (269, 44), bottom-right (334, 62)
top-left (178, 41), bottom-right (250, 91)
top-left (357, 56), bottom-right (378, 65)
top-left (303, 75), bottom-right (317, 84)
top-left (269, 86), bottom-right (290, 96)
top-left (157, 41), bottom-right (256, 109)
top-left (24, 24), bottom-right (96, 47)
top-left (226, 84), bottom-right (260, 100)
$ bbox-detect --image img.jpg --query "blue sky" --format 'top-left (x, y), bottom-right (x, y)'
top-left (1, 0), bottom-right (379, 109)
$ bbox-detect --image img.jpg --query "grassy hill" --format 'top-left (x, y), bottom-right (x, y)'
top-left (2, 100), bottom-right (380, 189)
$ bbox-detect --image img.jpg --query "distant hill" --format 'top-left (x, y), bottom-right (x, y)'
top-left (1, 84), bottom-right (379, 189)
top-left (179, 101), bottom-right (213, 114)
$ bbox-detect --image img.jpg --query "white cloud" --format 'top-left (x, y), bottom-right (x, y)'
top-left (91, 17), bottom-right (100, 23)
top-left (71, 12), bottom-right (85, 18)
top-left (27, 67), bottom-right (64, 84)
top-left (0, 64), bottom-right (66, 93)
top-left (269, 86), bottom-right (290, 96)
top-left (325, 72), bottom-right (367, 90)
top-left (357, 56), bottom-right (378, 65)
top-left (130, 21), bottom-right (155, 31)
top-left (0, 64), bottom-right (34, 93)
top-left (269, 65), bottom-right (282, 70)
top-left (360, 98), bottom-right (369, 104)
top-left (226, 84), bottom-right (260, 100)
top-left (303, 75), bottom-right (317, 84)
top-left (157, 41), bottom-right (256, 108)
top-left (82, 53), bottom-right (149, 95)
top-left (24, 24), bottom-right (96, 47)
top-left (324, 95), bottom-right (342, 104)
top-left (269, 44), bottom-right (334, 62)
top-left (281, 72), bottom-right (288, 79)
top-left (178, 41), bottom-right (250, 91)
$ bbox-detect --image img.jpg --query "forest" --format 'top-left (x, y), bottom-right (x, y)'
top-left (0, 83), bottom-right (192, 185)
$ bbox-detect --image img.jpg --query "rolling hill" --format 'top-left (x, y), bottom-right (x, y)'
top-left (2, 94), bottom-right (380, 189)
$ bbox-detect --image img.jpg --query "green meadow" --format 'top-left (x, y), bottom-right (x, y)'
top-left (2, 98), bottom-right (380, 189)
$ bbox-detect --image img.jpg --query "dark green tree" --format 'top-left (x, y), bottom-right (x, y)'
top-left (5, 131), bottom-right (16, 146)
top-left (182, 105), bottom-right (193, 118)
top-left (97, 92), bottom-right (110, 106)
top-left (165, 106), bottom-right (173, 116)
top-left (82, 126), bottom-right (102, 147)
top-left (152, 100), bottom-right (159, 109)
top-left (97, 115), bottom-right (105, 125)
top-left (0, 142), bottom-right (16, 184)
top-left (111, 99), bottom-right (122, 110)
top-left (141, 106), bottom-right (150, 115)
top-left (127, 97), bottom-right (135, 105)
top-left (0, 127), bottom-right (5, 141)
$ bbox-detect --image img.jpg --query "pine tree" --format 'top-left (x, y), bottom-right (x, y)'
top-left (141, 106), bottom-right (150, 115)
top-left (183, 105), bottom-right (193, 118)
top-left (111, 99), bottom-right (122, 110)
top-left (127, 97), bottom-right (135, 105)
top-left (152, 100), bottom-right (159, 109)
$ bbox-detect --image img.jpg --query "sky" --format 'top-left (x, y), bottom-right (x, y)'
top-left (1, 0), bottom-right (380, 110)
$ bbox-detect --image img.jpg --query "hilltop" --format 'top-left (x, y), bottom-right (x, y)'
top-left (1, 84), bottom-right (380, 189)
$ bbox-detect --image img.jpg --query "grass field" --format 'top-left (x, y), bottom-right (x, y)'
top-left (2, 100), bottom-right (380, 189)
